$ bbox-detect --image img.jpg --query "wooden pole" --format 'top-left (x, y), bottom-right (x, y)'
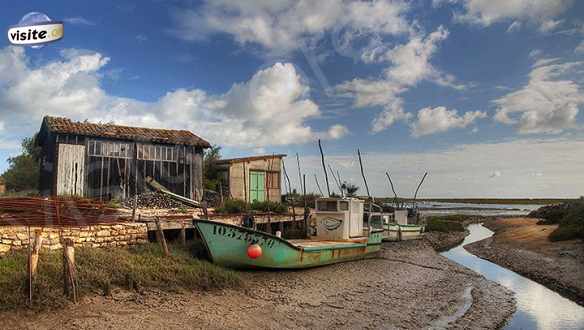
top-left (357, 149), bottom-right (371, 199)
top-left (281, 160), bottom-right (294, 232)
top-left (303, 174), bottom-right (309, 238)
top-left (314, 174), bottom-right (323, 196)
top-left (296, 153), bottom-right (303, 194)
top-left (385, 172), bottom-right (399, 208)
top-left (62, 238), bottom-right (77, 303)
top-left (180, 221), bottom-right (186, 246)
top-left (328, 164), bottom-right (343, 196)
top-left (318, 139), bottom-right (331, 197)
top-left (154, 217), bottom-right (170, 257)
top-left (412, 172), bottom-right (428, 209)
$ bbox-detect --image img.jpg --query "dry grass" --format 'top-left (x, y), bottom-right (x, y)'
top-left (0, 242), bottom-right (241, 310)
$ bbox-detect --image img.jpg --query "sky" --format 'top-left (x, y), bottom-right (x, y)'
top-left (0, 0), bottom-right (583, 198)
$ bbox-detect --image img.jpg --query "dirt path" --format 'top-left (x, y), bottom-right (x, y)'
top-left (2, 239), bottom-right (515, 329)
top-left (466, 217), bottom-right (584, 306)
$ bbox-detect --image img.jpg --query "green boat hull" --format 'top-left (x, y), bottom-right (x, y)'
top-left (194, 219), bottom-right (384, 269)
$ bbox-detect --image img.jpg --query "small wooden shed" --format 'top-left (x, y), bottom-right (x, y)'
top-left (0, 177), bottom-right (5, 195)
top-left (36, 116), bottom-right (211, 201)
top-left (216, 155), bottom-right (285, 203)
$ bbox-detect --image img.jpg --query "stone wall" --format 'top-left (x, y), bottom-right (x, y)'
top-left (0, 223), bottom-right (148, 256)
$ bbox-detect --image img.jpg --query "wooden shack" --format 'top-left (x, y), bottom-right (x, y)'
top-left (216, 155), bottom-right (285, 203)
top-left (0, 177), bottom-right (5, 195)
top-left (36, 116), bottom-right (210, 201)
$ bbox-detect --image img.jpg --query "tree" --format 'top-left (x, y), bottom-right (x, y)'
top-left (341, 181), bottom-right (359, 197)
top-left (2, 135), bottom-right (41, 193)
top-left (203, 145), bottom-right (222, 190)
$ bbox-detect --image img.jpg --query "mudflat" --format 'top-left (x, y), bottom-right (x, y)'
top-left (466, 217), bottom-right (584, 306)
top-left (2, 238), bottom-right (515, 329)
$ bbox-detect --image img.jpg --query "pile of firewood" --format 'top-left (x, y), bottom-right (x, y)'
top-left (123, 192), bottom-right (187, 209)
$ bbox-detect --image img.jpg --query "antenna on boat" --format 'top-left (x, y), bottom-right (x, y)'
top-left (314, 174), bottom-right (324, 196)
top-left (357, 149), bottom-right (371, 199)
top-left (385, 172), bottom-right (399, 208)
top-left (318, 139), bottom-right (331, 197)
top-left (412, 172), bottom-right (428, 209)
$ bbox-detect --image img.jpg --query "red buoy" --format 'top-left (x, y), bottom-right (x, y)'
top-left (247, 244), bottom-right (262, 259)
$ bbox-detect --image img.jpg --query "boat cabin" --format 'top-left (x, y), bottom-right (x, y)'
top-left (313, 197), bottom-right (365, 240)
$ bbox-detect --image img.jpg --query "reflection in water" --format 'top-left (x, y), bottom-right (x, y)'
top-left (442, 224), bottom-right (584, 330)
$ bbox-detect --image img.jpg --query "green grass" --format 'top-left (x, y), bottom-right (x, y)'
top-left (0, 242), bottom-right (241, 310)
top-left (548, 199), bottom-right (584, 242)
top-left (425, 215), bottom-right (466, 232)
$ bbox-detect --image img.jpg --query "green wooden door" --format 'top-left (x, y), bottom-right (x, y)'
top-left (249, 171), bottom-right (266, 202)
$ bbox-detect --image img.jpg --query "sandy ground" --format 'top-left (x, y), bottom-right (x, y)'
top-left (2, 236), bottom-right (515, 330)
top-left (466, 217), bottom-right (584, 306)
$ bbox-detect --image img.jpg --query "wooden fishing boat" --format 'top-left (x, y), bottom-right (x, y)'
top-left (380, 210), bottom-right (425, 241)
top-left (382, 223), bottom-right (425, 241)
top-left (193, 197), bottom-right (384, 269)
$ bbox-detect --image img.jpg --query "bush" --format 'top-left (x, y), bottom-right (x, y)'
top-left (548, 198), bottom-right (584, 241)
top-left (426, 216), bottom-right (465, 232)
top-left (215, 199), bottom-right (247, 214)
top-left (250, 200), bottom-right (287, 214)
top-left (0, 242), bottom-right (240, 310)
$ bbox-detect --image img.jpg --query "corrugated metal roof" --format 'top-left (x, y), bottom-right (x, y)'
top-left (42, 116), bottom-right (211, 147)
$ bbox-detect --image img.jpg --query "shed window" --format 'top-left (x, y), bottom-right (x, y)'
top-left (339, 201), bottom-right (349, 211)
top-left (136, 144), bottom-right (177, 161)
top-left (88, 140), bottom-right (131, 158)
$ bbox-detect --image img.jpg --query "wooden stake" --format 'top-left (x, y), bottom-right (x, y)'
top-left (62, 238), bottom-right (77, 303)
top-left (180, 221), bottom-right (186, 246)
top-left (318, 139), bottom-right (331, 197)
top-left (154, 217), bottom-right (170, 257)
top-left (27, 227), bottom-right (32, 307)
top-left (30, 230), bottom-right (43, 277)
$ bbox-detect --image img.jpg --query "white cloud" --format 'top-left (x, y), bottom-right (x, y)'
top-left (337, 26), bottom-right (463, 132)
top-left (284, 138), bottom-right (584, 198)
top-left (575, 41), bottom-right (584, 54)
top-left (63, 17), bottom-right (96, 26)
top-left (326, 124), bottom-right (349, 139)
top-left (169, 0), bottom-right (413, 55)
top-left (411, 106), bottom-right (486, 137)
top-left (0, 47), bottom-right (345, 148)
top-left (538, 19), bottom-right (564, 33)
top-left (489, 170), bottom-right (502, 178)
top-left (506, 21), bottom-right (522, 33)
top-left (442, 0), bottom-right (574, 31)
top-left (494, 60), bottom-right (584, 134)
top-left (528, 49), bottom-right (542, 59)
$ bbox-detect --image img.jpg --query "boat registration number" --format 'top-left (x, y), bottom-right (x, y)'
top-left (213, 225), bottom-right (276, 248)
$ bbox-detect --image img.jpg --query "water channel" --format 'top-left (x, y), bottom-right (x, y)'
top-left (442, 224), bottom-right (584, 329)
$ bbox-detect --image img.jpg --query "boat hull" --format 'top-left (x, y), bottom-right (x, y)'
top-left (193, 219), bottom-right (383, 269)
top-left (382, 224), bottom-right (425, 242)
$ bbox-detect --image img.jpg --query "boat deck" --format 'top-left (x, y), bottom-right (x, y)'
top-left (288, 238), bottom-right (368, 251)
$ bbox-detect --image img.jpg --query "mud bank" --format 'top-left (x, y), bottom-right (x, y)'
top-left (465, 218), bottom-right (584, 306)
top-left (2, 239), bottom-right (515, 329)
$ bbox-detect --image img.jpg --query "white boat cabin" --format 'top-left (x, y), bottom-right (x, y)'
top-left (313, 197), bottom-right (365, 240)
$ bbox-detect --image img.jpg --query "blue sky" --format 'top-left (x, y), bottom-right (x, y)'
top-left (1, 0), bottom-right (583, 198)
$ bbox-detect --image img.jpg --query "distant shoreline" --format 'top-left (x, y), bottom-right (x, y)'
top-left (375, 198), bottom-right (574, 205)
